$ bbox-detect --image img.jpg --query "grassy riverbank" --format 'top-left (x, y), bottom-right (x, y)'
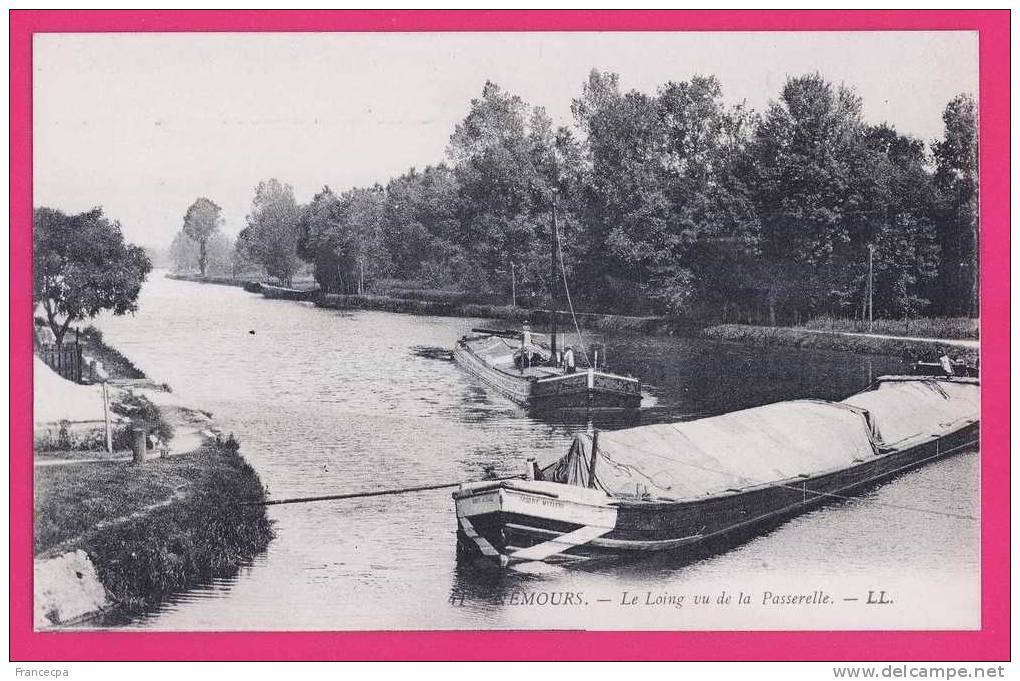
top-left (317, 293), bottom-right (691, 335)
top-left (166, 271), bottom-right (318, 290)
top-left (800, 315), bottom-right (979, 341)
top-left (33, 330), bottom-right (273, 623)
top-left (701, 324), bottom-right (979, 362)
top-left (165, 272), bottom-right (253, 288)
top-left (35, 438), bottom-right (272, 615)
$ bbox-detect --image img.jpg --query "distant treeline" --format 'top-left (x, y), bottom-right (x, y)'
top-left (169, 71), bottom-right (978, 324)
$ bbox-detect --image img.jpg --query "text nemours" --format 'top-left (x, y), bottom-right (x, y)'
top-left (450, 589), bottom-right (893, 608)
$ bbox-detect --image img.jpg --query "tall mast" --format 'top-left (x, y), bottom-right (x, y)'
top-left (549, 195), bottom-right (559, 360)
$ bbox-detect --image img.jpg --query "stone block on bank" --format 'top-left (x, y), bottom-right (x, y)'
top-left (34, 549), bottom-right (109, 628)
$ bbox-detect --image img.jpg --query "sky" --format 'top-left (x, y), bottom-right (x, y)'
top-left (33, 31), bottom-right (978, 249)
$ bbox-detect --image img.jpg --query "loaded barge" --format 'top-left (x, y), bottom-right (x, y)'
top-left (454, 330), bottom-right (642, 410)
top-left (454, 375), bottom-right (979, 565)
top-left (452, 184), bottom-right (642, 411)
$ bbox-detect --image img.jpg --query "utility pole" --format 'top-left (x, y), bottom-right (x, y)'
top-left (510, 261), bottom-right (516, 308)
top-left (101, 381), bottom-right (112, 454)
top-left (867, 244), bottom-right (875, 333)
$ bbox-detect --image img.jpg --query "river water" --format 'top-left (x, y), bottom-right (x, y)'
top-left (92, 273), bottom-right (980, 630)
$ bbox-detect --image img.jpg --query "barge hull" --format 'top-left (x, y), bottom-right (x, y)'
top-left (455, 422), bottom-right (978, 564)
top-left (453, 344), bottom-right (641, 409)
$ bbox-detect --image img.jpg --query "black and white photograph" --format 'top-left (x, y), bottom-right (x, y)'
top-left (31, 29), bottom-right (980, 632)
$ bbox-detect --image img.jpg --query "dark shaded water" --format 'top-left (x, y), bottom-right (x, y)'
top-left (92, 274), bottom-right (979, 630)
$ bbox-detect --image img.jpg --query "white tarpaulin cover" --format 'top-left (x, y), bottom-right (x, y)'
top-left (466, 335), bottom-right (549, 368)
top-left (543, 378), bottom-right (979, 501)
top-left (842, 378), bottom-right (979, 447)
top-left (544, 399), bottom-right (879, 500)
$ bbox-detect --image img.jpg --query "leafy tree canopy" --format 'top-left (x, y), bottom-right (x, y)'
top-left (237, 179), bottom-right (303, 285)
top-left (181, 197), bottom-right (224, 276)
top-left (34, 206), bottom-right (152, 346)
top-left (177, 74), bottom-right (977, 324)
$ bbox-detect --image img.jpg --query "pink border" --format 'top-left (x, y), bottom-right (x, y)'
top-left (9, 10), bottom-right (1009, 661)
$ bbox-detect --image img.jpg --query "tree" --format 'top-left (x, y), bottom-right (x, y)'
top-left (203, 232), bottom-right (235, 275)
top-left (745, 73), bottom-right (870, 323)
top-left (446, 81), bottom-right (580, 295)
top-left (237, 179), bottom-right (303, 285)
top-left (857, 125), bottom-right (940, 319)
top-left (170, 229), bottom-right (235, 276)
top-left (342, 186), bottom-right (392, 291)
top-left (932, 93), bottom-right (978, 316)
top-left (448, 81), bottom-right (535, 223)
top-left (653, 76), bottom-right (759, 316)
top-left (33, 207), bottom-right (152, 346)
top-left (231, 232), bottom-right (260, 277)
top-left (571, 71), bottom-right (757, 316)
top-left (181, 197), bottom-right (224, 276)
top-left (298, 185), bottom-right (392, 294)
top-left (572, 70), bottom-right (669, 308)
top-left (383, 165), bottom-right (461, 282)
top-left (297, 187), bottom-right (346, 292)
top-left (169, 230), bottom-right (199, 273)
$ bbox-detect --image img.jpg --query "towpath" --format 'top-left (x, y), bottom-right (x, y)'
top-left (799, 328), bottom-right (979, 349)
top-left (35, 381), bottom-right (218, 468)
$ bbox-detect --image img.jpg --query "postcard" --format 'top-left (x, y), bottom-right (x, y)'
top-left (11, 9), bottom-right (1009, 662)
